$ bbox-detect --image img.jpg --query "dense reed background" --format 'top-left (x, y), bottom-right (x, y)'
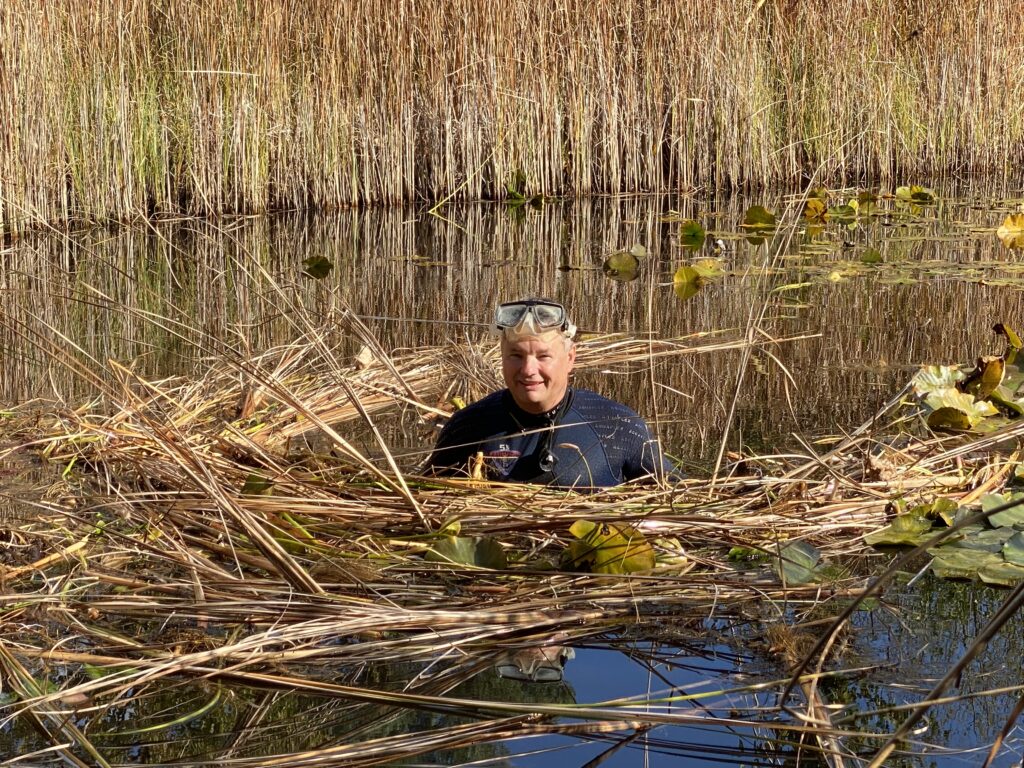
top-left (1, 0), bottom-right (1021, 230)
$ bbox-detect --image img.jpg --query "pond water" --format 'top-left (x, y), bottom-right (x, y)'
top-left (3, 180), bottom-right (1024, 764)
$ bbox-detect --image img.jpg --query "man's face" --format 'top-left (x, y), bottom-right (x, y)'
top-left (501, 333), bottom-right (576, 414)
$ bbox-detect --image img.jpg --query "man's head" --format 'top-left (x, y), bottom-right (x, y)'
top-left (494, 298), bottom-right (577, 414)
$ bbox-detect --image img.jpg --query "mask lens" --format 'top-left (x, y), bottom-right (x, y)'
top-left (494, 303), bottom-right (529, 328)
top-left (531, 304), bottom-right (565, 329)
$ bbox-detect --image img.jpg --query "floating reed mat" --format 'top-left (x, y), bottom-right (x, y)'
top-left (2, 329), bottom-right (1021, 766)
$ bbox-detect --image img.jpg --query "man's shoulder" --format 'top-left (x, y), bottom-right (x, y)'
top-left (441, 390), bottom-right (510, 432)
top-left (570, 388), bottom-right (643, 421)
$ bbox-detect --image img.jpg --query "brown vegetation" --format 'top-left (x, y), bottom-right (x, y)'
top-left (2, 0), bottom-right (1022, 229)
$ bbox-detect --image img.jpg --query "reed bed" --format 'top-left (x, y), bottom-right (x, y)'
top-left (3, 308), bottom-right (1023, 765)
top-left (2, 0), bottom-right (1022, 230)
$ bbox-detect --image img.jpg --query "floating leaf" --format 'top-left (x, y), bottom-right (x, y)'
top-left (895, 185), bottom-right (935, 203)
top-left (908, 497), bottom-right (959, 526)
top-left (912, 366), bottom-right (965, 395)
top-left (930, 547), bottom-right (999, 580)
top-left (980, 492), bottom-right (1024, 527)
top-left (943, 526), bottom-right (1014, 552)
top-left (925, 387), bottom-right (998, 428)
top-left (803, 198), bottom-right (827, 221)
top-left (742, 205), bottom-right (777, 230)
top-left (826, 204), bottom-right (857, 223)
top-left (927, 406), bottom-right (974, 431)
top-left (979, 560), bottom-right (1024, 586)
top-left (771, 540), bottom-right (821, 585)
top-left (860, 248), bottom-right (883, 264)
top-left (563, 520), bottom-right (655, 574)
top-left (994, 322), bottom-right (1024, 350)
top-left (997, 213), bottom-right (1024, 249)
top-left (958, 356), bottom-right (1005, 400)
top-left (426, 536), bottom-right (508, 569)
top-left (677, 220), bottom-right (706, 249)
top-left (603, 250), bottom-right (641, 281)
top-left (1003, 531), bottom-right (1024, 565)
top-left (865, 514), bottom-right (934, 547)
top-left (302, 256), bottom-right (334, 280)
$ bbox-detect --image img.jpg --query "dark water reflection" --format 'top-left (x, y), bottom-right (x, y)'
top-left (3, 183), bottom-right (1024, 764)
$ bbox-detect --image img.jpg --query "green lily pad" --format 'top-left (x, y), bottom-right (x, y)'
top-left (826, 204), bottom-right (857, 223)
top-left (302, 255), bottom-right (334, 279)
top-left (943, 526), bottom-right (1014, 552)
top-left (563, 520), bottom-right (655, 574)
top-left (930, 547), bottom-right (1001, 580)
top-left (603, 248), bottom-right (642, 281)
top-left (865, 513), bottom-right (934, 547)
top-left (672, 259), bottom-right (723, 301)
top-left (803, 198), bottom-right (827, 221)
top-left (426, 536), bottom-right (508, 569)
top-left (860, 248), bottom-right (883, 264)
top-left (1002, 531), bottom-right (1024, 565)
top-left (771, 540), bottom-right (821, 585)
top-left (743, 205), bottom-right (777, 229)
top-left (981, 492), bottom-right (1024, 527)
top-left (677, 220), bottom-right (706, 249)
top-left (912, 366), bottom-right (965, 395)
top-left (895, 185), bottom-right (936, 203)
top-left (979, 560), bottom-right (1024, 586)
top-left (925, 388), bottom-right (998, 428)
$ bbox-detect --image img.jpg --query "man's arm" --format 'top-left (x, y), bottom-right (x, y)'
top-left (425, 415), bottom-right (472, 476)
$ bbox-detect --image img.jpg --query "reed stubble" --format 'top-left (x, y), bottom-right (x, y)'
top-left (2, 0), bottom-right (1022, 231)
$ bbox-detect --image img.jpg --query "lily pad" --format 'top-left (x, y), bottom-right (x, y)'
top-left (302, 255), bottom-right (334, 279)
top-left (603, 247), bottom-right (644, 281)
top-left (1003, 531), bottom-right (1024, 565)
top-left (912, 365), bottom-right (964, 395)
top-left (979, 560), bottom-right (1024, 586)
top-left (895, 185), bottom-right (936, 204)
top-left (943, 526), bottom-right (1014, 552)
top-left (426, 536), bottom-right (508, 569)
top-left (673, 259), bottom-right (723, 301)
top-left (958, 356), bottom-right (1005, 400)
top-left (980, 492), bottom-right (1024, 527)
top-left (997, 213), bottom-right (1024, 249)
top-left (677, 220), bottom-right (706, 249)
top-left (803, 198), bottom-right (827, 221)
top-left (563, 520), bottom-right (655, 574)
top-left (930, 547), bottom-right (1000, 580)
top-left (826, 204), bottom-right (857, 223)
top-left (771, 540), bottom-right (821, 585)
top-left (742, 205), bottom-right (777, 244)
top-left (924, 387), bottom-right (998, 429)
top-left (860, 248), bottom-right (883, 264)
top-left (865, 514), bottom-right (934, 547)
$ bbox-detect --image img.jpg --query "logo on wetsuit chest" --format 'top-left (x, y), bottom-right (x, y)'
top-left (485, 443), bottom-right (520, 478)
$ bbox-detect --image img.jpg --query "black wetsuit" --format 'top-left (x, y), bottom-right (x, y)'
top-left (426, 387), bottom-right (671, 490)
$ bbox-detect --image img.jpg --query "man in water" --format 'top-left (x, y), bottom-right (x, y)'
top-left (426, 298), bottom-right (673, 489)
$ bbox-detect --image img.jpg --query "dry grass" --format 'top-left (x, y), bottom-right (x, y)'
top-left (3, 309), bottom-right (1022, 764)
top-left (1, 0), bottom-right (1022, 230)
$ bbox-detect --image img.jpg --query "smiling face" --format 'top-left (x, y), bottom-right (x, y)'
top-left (500, 332), bottom-right (577, 414)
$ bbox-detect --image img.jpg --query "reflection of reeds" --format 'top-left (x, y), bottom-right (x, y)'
top-left (2, 1), bottom-right (1021, 228)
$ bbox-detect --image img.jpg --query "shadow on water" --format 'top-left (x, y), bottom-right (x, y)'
top-left (3, 181), bottom-right (1024, 764)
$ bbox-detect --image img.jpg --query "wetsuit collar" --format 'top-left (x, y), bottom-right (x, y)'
top-left (503, 387), bottom-right (574, 425)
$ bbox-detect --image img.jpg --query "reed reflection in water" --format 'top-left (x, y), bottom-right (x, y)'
top-left (2, 189), bottom-right (1023, 469)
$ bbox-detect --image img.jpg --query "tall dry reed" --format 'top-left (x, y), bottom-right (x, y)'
top-left (1, 0), bottom-right (1022, 230)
